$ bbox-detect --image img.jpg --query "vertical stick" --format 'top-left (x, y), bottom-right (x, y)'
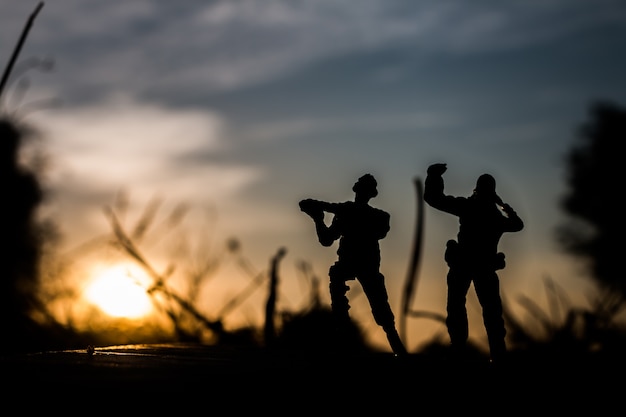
top-left (0, 2), bottom-right (45, 99)
top-left (264, 247), bottom-right (286, 346)
top-left (399, 177), bottom-right (425, 343)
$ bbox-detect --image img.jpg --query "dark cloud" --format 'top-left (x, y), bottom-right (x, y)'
top-left (3, 1), bottom-right (625, 105)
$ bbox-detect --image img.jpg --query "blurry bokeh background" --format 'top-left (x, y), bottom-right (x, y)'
top-left (1, 1), bottom-right (625, 355)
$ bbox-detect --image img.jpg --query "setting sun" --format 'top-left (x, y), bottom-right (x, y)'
top-left (84, 263), bottom-right (154, 319)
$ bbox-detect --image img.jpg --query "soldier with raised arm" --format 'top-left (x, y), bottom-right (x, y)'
top-left (424, 163), bottom-right (524, 365)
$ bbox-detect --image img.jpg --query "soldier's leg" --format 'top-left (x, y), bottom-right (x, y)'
top-left (328, 263), bottom-right (351, 327)
top-left (359, 272), bottom-right (407, 356)
top-left (446, 268), bottom-right (472, 350)
top-left (474, 272), bottom-right (506, 362)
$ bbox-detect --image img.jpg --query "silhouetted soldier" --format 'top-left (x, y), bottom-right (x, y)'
top-left (424, 163), bottom-right (523, 364)
top-left (299, 174), bottom-right (407, 356)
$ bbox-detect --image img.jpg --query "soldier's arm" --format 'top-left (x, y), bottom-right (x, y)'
top-left (424, 165), bottom-right (463, 215)
top-left (299, 199), bottom-right (342, 215)
top-left (299, 199), bottom-right (343, 245)
top-left (316, 215), bottom-right (341, 246)
top-left (501, 204), bottom-right (524, 232)
top-left (316, 201), bottom-right (343, 214)
top-left (374, 210), bottom-right (391, 239)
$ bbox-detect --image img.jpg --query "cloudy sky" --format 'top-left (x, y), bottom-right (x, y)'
top-left (2, 0), bottom-right (625, 351)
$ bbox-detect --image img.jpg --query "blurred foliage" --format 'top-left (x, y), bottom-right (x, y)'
top-left (557, 100), bottom-right (625, 312)
top-left (503, 275), bottom-right (626, 359)
top-left (0, 116), bottom-right (80, 353)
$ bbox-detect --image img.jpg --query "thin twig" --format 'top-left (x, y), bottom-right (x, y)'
top-left (0, 2), bottom-right (44, 99)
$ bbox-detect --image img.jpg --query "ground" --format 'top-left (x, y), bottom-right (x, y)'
top-left (0, 343), bottom-right (621, 413)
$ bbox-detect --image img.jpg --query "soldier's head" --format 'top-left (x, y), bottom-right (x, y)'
top-left (353, 173), bottom-right (378, 200)
top-left (474, 173), bottom-right (496, 196)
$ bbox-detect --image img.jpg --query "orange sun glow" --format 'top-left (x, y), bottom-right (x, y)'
top-left (84, 263), bottom-right (154, 319)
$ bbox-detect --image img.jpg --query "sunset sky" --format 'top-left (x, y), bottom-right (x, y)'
top-left (2, 1), bottom-right (626, 352)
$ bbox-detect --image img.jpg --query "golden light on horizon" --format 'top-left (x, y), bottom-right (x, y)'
top-left (84, 262), bottom-right (154, 319)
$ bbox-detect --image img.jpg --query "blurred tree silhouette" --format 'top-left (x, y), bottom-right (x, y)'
top-left (0, 117), bottom-right (65, 353)
top-left (557, 100), bottom-right (625, 312)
